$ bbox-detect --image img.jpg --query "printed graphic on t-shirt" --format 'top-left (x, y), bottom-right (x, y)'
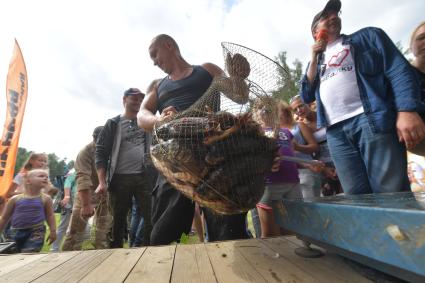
top-left (123, 119), bottom-right (144, 146)
top-left (277, 130), bottom-right (290, 143)
top-left (321, 48), bottom-right (353, 83)
top-left (319, 39), bottom-right (364, 126)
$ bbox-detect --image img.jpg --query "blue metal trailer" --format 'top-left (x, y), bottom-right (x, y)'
top-left (281, 192), bottom-right (425, 282)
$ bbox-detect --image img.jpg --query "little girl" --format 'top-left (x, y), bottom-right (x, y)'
top-left (254, 98), bottom-right (303, 238)
top-left (0, 169), bottom-right (57, 252)
top-left (6, 153), bottom-right (58, 198)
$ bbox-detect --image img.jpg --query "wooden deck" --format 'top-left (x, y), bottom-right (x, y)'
top-left (0, 237), bottom-right (373, 283)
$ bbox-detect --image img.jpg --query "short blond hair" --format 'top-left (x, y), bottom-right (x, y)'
top-left (24, 168), bottom-right (49, 186)
top-left (410, 21), bottom-right (425, 53)
top-left (277, 100), bottom-right (295, 125)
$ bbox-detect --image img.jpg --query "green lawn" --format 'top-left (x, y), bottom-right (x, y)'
top-left (41, 213), bottom-right (121, 252)
top-left (41, 210), bottom-right (256, 251)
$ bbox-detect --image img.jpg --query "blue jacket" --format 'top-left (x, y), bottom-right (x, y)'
top-left (300, 27), bottom-right (423, 133)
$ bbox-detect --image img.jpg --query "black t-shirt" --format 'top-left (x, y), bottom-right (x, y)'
top-left (157, 65), bottom-right (213, 113)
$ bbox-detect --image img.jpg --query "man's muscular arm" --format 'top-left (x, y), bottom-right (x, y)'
top-left (138, 79), bottom-right (162, 132)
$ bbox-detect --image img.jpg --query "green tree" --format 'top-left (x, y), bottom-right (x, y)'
top-left (12, 147), bottom-right (72, 178)
top-left (396, 41), bottom-right (411, 58)
top-left (47, 153), bottom-right (67, 178)
top-left (14, 147), bottom-right (31, 173)
top-left (272, 51), bottom-right (303, 103)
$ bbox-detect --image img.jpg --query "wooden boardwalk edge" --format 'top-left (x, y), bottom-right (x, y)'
top-left (0, 237), bottom-right (373, 283)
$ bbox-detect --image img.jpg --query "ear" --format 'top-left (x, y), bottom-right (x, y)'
top-left (164, 40), bottom-right (174, 51)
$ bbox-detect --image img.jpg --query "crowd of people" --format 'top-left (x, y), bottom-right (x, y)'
top-left (1, 0), bottom-right (425, 253)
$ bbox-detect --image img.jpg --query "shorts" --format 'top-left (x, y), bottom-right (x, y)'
top-left (257, 183), bottom-right (302, 208)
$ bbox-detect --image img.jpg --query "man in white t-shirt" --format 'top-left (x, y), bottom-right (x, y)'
top-left (300, 0), bottom-right (425, 194)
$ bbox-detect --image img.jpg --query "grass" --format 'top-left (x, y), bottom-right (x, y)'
top-left (41, 213), bottom-right (128, 252)
top-left (179, 210), bottom-right (256, 244)
top-left (41, 210), bottom-right (257, 251)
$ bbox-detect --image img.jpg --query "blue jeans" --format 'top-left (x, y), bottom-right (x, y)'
top-left (327, 113), bottom-right (410, 194)
top-left (130, 197), bottom-right (144, 247)
top-left (50, 208), bottom-right (72, 252)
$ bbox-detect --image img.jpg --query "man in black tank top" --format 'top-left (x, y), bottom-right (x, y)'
top-left (138, 34), bottom-right (251, 245)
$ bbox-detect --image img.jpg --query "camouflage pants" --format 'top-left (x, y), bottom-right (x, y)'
top-left (62, 190), bottom-right (111, 251)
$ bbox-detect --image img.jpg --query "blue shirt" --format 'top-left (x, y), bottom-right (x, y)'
top-left (301, 27), bottom-right (423, 133)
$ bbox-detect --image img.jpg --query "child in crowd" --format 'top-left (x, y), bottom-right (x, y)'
top-left (253, 97), bottom-right (303, 238)
top-left (6, 153), bottom-right (58, 198)
top-left (0, 169), bottom-right (57, 252)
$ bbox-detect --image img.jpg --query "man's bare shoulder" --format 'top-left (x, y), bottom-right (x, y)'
top-left (147, 78), bottom-right (162, 94)
top-left (142, 79), bottom-right (162, 110)
top-left (201, 62), bottom-right (224, 77)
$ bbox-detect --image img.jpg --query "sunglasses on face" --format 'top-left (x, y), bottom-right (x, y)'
top-left (289, 95), bottom-right (301, 104)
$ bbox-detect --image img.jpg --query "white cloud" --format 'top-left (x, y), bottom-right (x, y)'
top-left (0, 0), bottom-right (423, 160)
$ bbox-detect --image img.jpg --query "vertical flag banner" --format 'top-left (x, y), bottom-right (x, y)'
top-left (0, 40), bottom-right (28, 196)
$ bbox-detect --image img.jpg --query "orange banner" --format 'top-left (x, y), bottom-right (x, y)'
top-left (0, 40), bottom-right (28, 196)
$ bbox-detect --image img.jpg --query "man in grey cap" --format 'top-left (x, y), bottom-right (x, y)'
top-left (95, 88), bottom-right (153, 248)
top-left (300, 0), bottom-right (425, 194)
top-left (62, 126), bottom-right (112, 251)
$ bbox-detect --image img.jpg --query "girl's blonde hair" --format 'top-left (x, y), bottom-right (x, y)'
top-left (25, 168), bottom-right (49, 178)
top-left (410, 21), bottom-right (425, 53)
top-left (20, 153), bottom-right (48, 173)
top-left (23, 168), bottom-right (50, 188)
top-left (278, 100), bottom-right (295, 123)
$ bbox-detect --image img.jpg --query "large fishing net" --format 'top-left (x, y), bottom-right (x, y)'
top-left (151, 42), bottom-right (289, 214)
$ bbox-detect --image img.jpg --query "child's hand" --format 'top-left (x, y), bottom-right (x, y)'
top-left (271, 153), bottom-right (281, 172)
top-left (47, 230), bottom-right (57, 245)
top-left (292, 140), bottom-right (300, 152)
top-left (304, 160), bottom-right (325, 173)
top-left (323, 167), bottom-right (338, 179)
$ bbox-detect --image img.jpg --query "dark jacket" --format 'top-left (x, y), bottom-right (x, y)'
top-left (95, 115), bottom-right (119, 187)
top-left (95, 115), bottom-right (153, 187)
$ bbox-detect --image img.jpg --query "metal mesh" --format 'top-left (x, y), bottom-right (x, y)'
top-left (151, 42), bottom-right (289, 214)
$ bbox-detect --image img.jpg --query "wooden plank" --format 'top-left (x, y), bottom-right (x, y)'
top-left (0, 251), bottom-right (81, 283)
top-left (171, 244), bottom-right (217, 283)
top-left (31, 249), bottom-right (113, 283)
top-left (263, 237), bottom-right (371, 283)
top-left (233, 239), bottom-right (318, 283)
top-left (125, 245), bottom-right (176, 283)
top-left (79, 248), bottom-right (146, 283)
top-left (0, 253), bottom-right (49, 278)
top-left (204, 240), bottom-right (267, 283)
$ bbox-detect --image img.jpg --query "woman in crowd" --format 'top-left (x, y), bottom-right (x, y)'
top-left (411, 21), bottom-right (425, 98)
top-left (290, 96), bottom-right (341, 196)
top-left (409, 21), bottom-right (425, 156)
top-left (279, 100), bottom-right (320, 198)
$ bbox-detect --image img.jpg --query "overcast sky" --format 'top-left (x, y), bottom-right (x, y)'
top-left (0, 0), bottom-right (424, 161)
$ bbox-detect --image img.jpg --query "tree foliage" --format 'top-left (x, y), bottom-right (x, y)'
top-left (272, 51), bottom-right (304, 103)
top-left (13, 147), bottom-right (73, 178)
top-left (396, 41), bottom-right (411, 57)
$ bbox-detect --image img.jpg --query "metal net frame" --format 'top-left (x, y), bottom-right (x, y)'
top-left (151, 42), bottom-right (289, 214)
